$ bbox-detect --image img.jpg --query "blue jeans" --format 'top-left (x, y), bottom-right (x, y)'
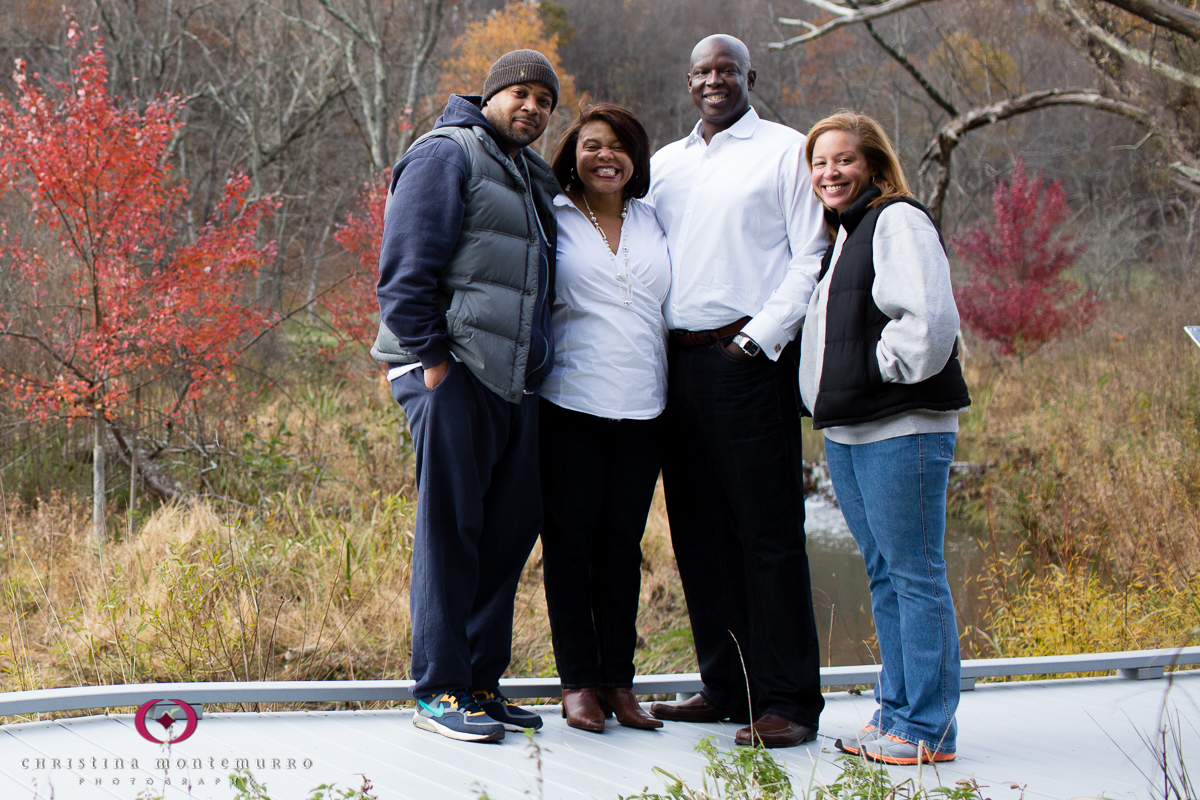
top-left (825, 432), bottom-right (960, 752)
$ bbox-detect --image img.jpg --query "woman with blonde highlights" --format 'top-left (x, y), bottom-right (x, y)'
top-left (800, 111), bottom-right (971, 766)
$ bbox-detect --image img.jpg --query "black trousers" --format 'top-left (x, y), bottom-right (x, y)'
top-left (662, 340), bottom-right (824, 727)
top-left (539, 399), bottom-right (664, 689)
top-left (391, 360), bottom-right (542, 697)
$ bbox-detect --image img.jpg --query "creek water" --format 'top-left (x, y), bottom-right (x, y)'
top-left (804, 496), bottom-right (989, 667)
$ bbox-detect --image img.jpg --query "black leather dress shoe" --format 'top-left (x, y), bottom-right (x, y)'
top-left (734, 713), bottom-right (818, 748)
top-left (649, 693), bottom-right (744, 723)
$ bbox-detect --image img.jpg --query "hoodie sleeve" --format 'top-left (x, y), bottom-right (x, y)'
top-left (871, 203), bottom-right (961, 384)
top-left (376, 137), bottom-right (469, 369)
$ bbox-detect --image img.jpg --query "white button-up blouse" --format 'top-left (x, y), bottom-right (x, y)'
top-left (538, 194), bottom-right (671, 420)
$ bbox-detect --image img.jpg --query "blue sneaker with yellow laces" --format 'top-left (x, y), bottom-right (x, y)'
top-left (412, 690), bottom-right (505, 743)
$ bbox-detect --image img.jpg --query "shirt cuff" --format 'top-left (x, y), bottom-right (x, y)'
top-left (741, 314), bottom-right (791, 362)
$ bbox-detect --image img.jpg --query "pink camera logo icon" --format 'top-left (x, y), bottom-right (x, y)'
top-left (134, 698), bottom-right (199, 744)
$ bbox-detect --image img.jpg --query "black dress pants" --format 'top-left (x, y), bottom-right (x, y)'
top-left (539, 399), bottom-right (664, 689)
top-left (662, 340), bottom-right (824, 727)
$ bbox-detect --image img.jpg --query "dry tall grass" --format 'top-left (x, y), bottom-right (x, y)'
top-left (8, 282), bottom-right (1199, 703)
top-left (0, 366), bottom-right (693, 706)
top-left (960, 279), bottom-right (1200, 657)
top-left (0, 496), bottom-right (690, 701)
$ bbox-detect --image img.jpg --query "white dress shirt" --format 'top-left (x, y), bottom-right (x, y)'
top-left (647, 107), bottom-right (828, 361)
top-left (538, 194), bottom-right (671, 420)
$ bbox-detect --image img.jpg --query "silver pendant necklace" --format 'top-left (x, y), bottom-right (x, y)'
top-left (581, 193), bottom-right (632, 307)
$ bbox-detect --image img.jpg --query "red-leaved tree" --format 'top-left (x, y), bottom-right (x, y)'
top-left (954, 160), bottom-right (1101, 360)
top-left (0, 20), bottom-right (277, 539)
top-left (328, 171), bottom-right (390, 355)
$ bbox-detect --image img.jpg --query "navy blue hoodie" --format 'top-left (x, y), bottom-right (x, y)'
top-left (376, 95), bottom-right (555, 392)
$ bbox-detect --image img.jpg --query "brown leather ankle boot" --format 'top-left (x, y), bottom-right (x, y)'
top-left (561, 688), bottom-right (605, 733)
top-left (598, 687), bottom-right (663, 730)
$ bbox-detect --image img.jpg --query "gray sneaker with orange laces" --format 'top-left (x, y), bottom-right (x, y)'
top-left (861, 733), bottom-right (956, 765)
top-left (833, 723), bottom-right (881, 755)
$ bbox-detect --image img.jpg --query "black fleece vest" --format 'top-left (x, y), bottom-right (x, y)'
top-left (811, 187), bottom-right (971, 430)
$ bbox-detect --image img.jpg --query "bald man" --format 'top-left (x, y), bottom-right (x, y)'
top-left (646, 34), bottom-right (828, 748)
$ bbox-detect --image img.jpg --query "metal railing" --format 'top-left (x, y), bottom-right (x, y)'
top-left (0, 646), bottom-right (1196, 718)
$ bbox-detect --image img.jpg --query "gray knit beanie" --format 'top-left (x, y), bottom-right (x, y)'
top-left (481, 49), bottom-right (560, 111)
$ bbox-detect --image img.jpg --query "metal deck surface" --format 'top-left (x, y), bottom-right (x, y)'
top-left (2, 671), bottom-right (1197, 800)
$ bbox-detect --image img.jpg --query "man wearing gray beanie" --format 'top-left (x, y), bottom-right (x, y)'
top-left (373, 50), bottom-right (561, 743)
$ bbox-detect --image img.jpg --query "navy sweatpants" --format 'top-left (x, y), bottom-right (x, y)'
top-left (391, 359), bottom-right (541, 697)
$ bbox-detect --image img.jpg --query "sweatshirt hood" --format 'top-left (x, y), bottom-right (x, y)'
top-left (434, 95), bottom-right (495, 134)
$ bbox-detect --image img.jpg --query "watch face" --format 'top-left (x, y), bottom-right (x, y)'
top-left (735, 334), bottom-right (760, 356)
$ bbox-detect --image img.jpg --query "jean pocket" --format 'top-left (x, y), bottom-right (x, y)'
top-left (938, 432), bottom-right (956, 460)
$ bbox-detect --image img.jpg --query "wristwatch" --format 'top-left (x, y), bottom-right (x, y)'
top-left (731, 333), bottom-right (761, 358)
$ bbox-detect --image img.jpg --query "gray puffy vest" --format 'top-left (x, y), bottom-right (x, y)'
top-left (370, 126), bottom-right (559, 402)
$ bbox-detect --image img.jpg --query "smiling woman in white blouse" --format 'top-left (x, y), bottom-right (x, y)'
top-left (539, 103), bottom-right (670, 735)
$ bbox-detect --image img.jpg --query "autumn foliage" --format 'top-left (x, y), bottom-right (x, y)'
top-left (0, 22), bottom-right (276, 432)
top-left (438, 0), bottom-right (580, 124)
top-left (437, 0), bottom-right (581, 164)
top-left (954, 160), bottom-right (1100, 359)
top-left (328, 169), bottom-right (390, 353)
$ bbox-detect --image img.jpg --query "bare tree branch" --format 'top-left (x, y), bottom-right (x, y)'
top-left (1103, 0), bottom-right (1200, 41)
top-left (1056, 0), bottom-right (1200, 89)
top-left (314, 0), bottom-right (391, 168)
top-left (108, 425), bottom-right (185, 501)
top-left (918, 89), bottom-right (1154, 222)
top-left (844, 0), bottom-right (958, 117)
top-left (1170, 161), bottom-right (1200, 194)
top-left (398, 0), bottom-right (446, 154)
top-left (269, 0), bottom-right (391, 168)
top-left (768, 0), bottom-right (1200, 213)
top-left (773, 0), bottom-right (1200, 54)
top-left (769, 0), bottom-right (942, 49)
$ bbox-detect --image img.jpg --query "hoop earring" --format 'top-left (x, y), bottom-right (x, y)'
top-left (570, 167), bottom-right (579, 182)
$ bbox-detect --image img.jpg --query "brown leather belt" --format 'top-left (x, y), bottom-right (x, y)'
top-left (670, 316), bottom-right (751, 348)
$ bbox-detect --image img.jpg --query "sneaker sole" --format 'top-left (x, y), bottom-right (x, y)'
top-left (834, 738), bottom-right (861, 755)
top-left (483, 708), bottom-right (543, 732)
top-left (863, 749), bottom-right (956, 766)
top-left (497, 721), bottom-right (543, 732)
top-left (834, 728), bottom-right (879, 755)
top-left (413, 713), bottom-right (505, 743)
